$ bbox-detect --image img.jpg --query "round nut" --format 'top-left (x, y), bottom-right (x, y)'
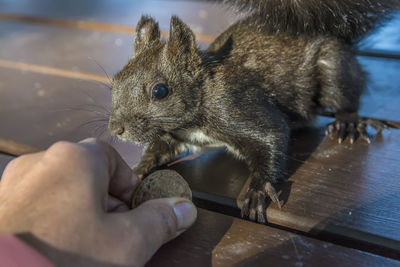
top-left (131, 169), bottom-right (192, 208)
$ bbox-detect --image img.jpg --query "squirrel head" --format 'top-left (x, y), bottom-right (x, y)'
top-left (109, 15), bottom-right (203, 144)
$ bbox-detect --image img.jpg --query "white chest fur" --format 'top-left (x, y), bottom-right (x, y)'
top-left (174, 129), bottom-right (244, 159)
top-left (187, 130), bottom-right (215, 145)
top-left (174, 129), bottom-right (222, 146)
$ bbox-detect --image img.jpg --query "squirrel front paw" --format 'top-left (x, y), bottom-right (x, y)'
top-left (241, 181), bottom-right (281, 224)
top-left (132, 159), bottom-right (158, 180)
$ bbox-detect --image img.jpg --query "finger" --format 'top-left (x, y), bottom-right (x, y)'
top-left (78, 138), bottom-right (139, 206)
top-left (117, 198), bottom-right (197, 265)
top-left (107, 195), bottom-right (130, 212)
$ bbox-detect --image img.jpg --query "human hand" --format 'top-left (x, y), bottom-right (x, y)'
top-left (0, 139), bottom-right (197, 267)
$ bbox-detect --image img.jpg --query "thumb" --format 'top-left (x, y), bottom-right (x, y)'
top-left (121, 198), bottom-right (197, 263)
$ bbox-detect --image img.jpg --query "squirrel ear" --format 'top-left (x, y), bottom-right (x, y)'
top-left (134, 15), bottom-right (160, 55)
top-left (167, 16), bottom-right (197, 57)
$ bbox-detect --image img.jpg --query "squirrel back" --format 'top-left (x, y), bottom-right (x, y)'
top-left (223, 0), bottom-right (400, 42)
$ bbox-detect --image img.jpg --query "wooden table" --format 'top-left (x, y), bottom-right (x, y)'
top-left (0, 1), bottom-right (399, 266)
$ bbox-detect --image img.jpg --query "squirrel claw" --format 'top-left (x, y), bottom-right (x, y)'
top-left (132, 160), bottom-right (157, 180)
top-left (325, 117), bottom-right (389, 144)
top-left (265, 182), bottom-right (281, 209)
top-left (241, 182), bottom-right (280, 223)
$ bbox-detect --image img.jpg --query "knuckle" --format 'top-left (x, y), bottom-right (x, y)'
top-left (45, 141), bottom-right (97, 163)
top-left (1, 156), bottom-right (28, 178)
top-left (46, 141), bottom-right (83, 157)
top-left (8, 154), bottom-right (30, 167)
top-left (42, 141), bottom-right (94, 172)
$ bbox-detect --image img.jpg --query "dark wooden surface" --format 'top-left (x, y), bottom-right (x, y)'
top-left (148, 209), bottom-right (400, 267)
top-left (0, 66), bottom-right (142, 166)
top-left (0, 21), bottom-right (132, 76)
top-left (0, 0), bottom-right (236, 36)
top-left (1, 24), bottom-right (399, 123)
top-left (171, 118), bottom-right (400, 258)
top-left (0, 1), bottom-right (399, 266)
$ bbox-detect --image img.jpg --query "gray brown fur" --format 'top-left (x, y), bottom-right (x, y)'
top-left (225, 0), bottom-right (400, 42)
top-left (109, 1), bottom-right (399, 223)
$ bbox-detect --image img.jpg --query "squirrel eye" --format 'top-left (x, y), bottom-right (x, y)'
top-left (152, 83), bottom-right (169, 100)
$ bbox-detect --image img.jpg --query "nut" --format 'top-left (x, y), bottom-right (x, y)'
top-left (131, 169), bottom-right (192, 208)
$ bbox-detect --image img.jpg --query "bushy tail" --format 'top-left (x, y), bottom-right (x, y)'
top-left (224, 0), bottom-right (400, 42)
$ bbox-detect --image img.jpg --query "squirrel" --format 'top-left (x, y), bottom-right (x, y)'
top-left (108, 0), bottom-right (400, 223)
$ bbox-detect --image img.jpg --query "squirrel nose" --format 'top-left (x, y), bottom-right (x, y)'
top-left (115, 126), bottom-right (125, 135)
top-left (109, 121), bottom-right (125, 136)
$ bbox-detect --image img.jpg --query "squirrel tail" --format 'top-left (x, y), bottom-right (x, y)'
top-left (224, 0), bottom-right (400, 42)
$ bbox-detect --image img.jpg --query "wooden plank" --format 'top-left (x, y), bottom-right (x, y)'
top-left (0, 13), bottom-right (217, 45)
top-left (0, 1), bottom-right (398, 54)
top-left (0, 23), bottom-right (399, 123)
top-left (0, 67), bottom-right (142, 171)
top-left (0, 59), bottom-right (109, 83)
top-left (0, 0), bottom-right (236, 36)
top-left (148, 208), bottom-right (400, 266)
top-left (0, 1), bottom-right (398, 260)
top-left (0, 137), bottom-right (41, 156)
top-left (0, 21), bottom-right (132, 76)
top-left (169, 117), bottom-right (400, 259)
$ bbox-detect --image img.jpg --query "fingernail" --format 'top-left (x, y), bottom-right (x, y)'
top-left (173, 200), bottom-right (197, 231)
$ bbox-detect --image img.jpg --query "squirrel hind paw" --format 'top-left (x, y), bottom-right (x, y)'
top-left (325, 118), bottom-right (389, 144)
top-left (325, 117), bottom-right (390, 144)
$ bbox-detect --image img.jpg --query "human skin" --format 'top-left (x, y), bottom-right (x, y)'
top-left (0, 139), bottom-right (197, 267)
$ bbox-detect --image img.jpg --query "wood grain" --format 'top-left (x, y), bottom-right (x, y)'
top-left (0, 137), bottom-right (41, 156)
top-left (0, 68), bottom-right (142, 168)
top-left (148, 209), bottom-right (400, 267)
top-left (0, 0), bottom-right (237, 35)
top-left (0, 20), bottom-right (399, 259)
top-left (0, 22), bottom-right (399, 123)
top-left (170, 117), bottom-right (400, 259)
top-left (0, 21), bottom-right (133, 76)
top-left (0, 59), bottom-right (109, 83)
top-left (0, 1), bottom-right (399, 263)
top-left (0, 13), bottom-right (217, 44)
top-left (0, 13), bottom-right (135, 33)
top-left (0, 1), bottom-right (398, 55)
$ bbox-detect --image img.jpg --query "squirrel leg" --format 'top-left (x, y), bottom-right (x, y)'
top-left (133, 137), bottom-right (185, 179)
top-left (316, 42), bottom-right (389, 143)
top-left (224, 115), bottom-right (289, 223)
